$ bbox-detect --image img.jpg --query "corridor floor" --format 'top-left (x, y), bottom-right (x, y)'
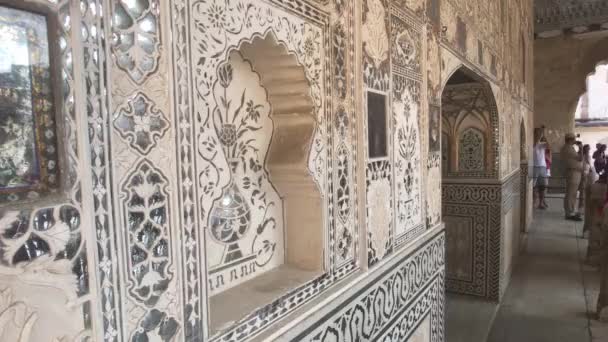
top-left (486, 197), bottom-right (608, 342)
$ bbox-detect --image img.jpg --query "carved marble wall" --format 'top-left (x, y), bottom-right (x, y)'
top-left (0, 0), bottom-right (533, 341)
top-left (363, 0), bottom-right (428, 270)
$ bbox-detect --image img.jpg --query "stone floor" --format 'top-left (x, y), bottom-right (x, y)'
top-left (485, 197), bottom-right (607, 342)
top-left (446, 294), bottom-right (498, 342)
top-left (446, 197), bottom-right (608, 342)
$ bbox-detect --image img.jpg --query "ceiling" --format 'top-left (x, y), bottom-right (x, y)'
top-left (535, 0), bottom-right (608, 38)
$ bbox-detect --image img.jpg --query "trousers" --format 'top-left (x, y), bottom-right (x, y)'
top-left (564, 170), bottom-right (582, 216)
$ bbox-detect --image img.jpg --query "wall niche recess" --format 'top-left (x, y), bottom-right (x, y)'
top-left (206, 33), bottom-right (323, 333)
top-left (367, 91), bottom-right (388, 159)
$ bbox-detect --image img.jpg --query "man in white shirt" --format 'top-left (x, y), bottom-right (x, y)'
top-left (533, 128), bottom-right (548, 209)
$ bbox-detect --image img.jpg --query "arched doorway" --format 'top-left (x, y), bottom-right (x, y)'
top-left (441, 67), bottom-right (502, 301)
top-left (574, 62), bottom-right (608, 150)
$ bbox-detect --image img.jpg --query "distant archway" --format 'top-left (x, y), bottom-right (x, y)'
top-left (574, 62), bottom-right (608, 150)
top-left (441, 67), bottom-right (500, 178)
top-left (441, 66), bottom-right (503, 301)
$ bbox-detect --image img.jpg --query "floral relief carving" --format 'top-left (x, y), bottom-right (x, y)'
top-left (120, 160), bottom-right (173, 307)
top-left (393, 75), bottom-right (423, 239)
top-left (191, 0), bottom-right (327, 232)
top-left (391, 8), bottom-right (422, 79)
top-left (459, 128), bottom-right (485, 172)
top-left (333, 23), bottom-right (347, 100)
top-left (113, 92), bottom-right (169, 155)
top-left (362, 0), bottom-right (389, 69)
top-left (175, 0), bottom-right (361, 338)
top-left (111, 0), bottom-right (161, 84)
top-left (426, 156), bottom-right (442, 227)
top-left (366, 160), bottom-right (392, 266)
top-left (368, 177), bottom-right (392, 260)
top-left (206, 52), bottom-right (284, 295)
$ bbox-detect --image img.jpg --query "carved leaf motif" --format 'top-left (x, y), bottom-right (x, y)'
top-left (362, 0), bottom-right (389, 68)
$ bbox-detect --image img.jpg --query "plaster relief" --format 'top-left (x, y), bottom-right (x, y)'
top-left (459, 128), bottom-right (485, 172)
top-left (391, 8), bottom-right (422, 79)
top-left (206, 51), bottom-right (285, 295)
top-left (120, 160), bottom-right (174, 306)
top-left (426, 155), bottom-right (442, 227)
top-left (113, 93), bottom-right (169, 155)
top-left (393, 75), bottom-right (423, 241)
top-left (363, 0), bottom-right (390, 91)
top-left (367, 160), bottom-right (393, 266)
top-left (363, 0), bottom-right (389, 69)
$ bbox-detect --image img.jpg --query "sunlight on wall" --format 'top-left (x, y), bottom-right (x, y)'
top-left (575, 64), bottom-right (608, 121)
top-left (575, 63), bottom-right (608, 150)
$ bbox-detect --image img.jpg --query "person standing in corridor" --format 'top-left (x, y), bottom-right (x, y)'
top-left (533, 128), bottom-right (549, 209)
top-left (579, 144), bottom-right (594, 215)
top-left (561, 133), bottom-right (584, 221)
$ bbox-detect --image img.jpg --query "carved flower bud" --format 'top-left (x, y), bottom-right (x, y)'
top-left (219, 124), bottom-right (237, 147)
top-left (218, 63), bottom-right (233, 88)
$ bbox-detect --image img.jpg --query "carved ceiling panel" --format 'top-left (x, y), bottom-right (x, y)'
top-left (535, 0), bottom-right (608, 36)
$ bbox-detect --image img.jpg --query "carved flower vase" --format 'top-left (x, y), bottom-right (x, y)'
top-left (208, 160), bottom-right (251, 264)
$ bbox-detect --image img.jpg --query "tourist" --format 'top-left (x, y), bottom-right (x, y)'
top-left (545, 140), bottom-right (552, 178)
top-left (533, 128), bottom-right (549, 209)
top-left (560, 133), bottom-right (584, 221)
top-left (594, 144), bottom-right (607, 176)
top-left (579, 144), bottom-right (594, 215)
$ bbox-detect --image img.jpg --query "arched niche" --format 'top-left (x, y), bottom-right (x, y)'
top-left (206, 31), bottom-right (323, 334)
top-left (440, 66), bottom-right (503, 301)
top-left (440, 67), bottom-right (499, 178)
